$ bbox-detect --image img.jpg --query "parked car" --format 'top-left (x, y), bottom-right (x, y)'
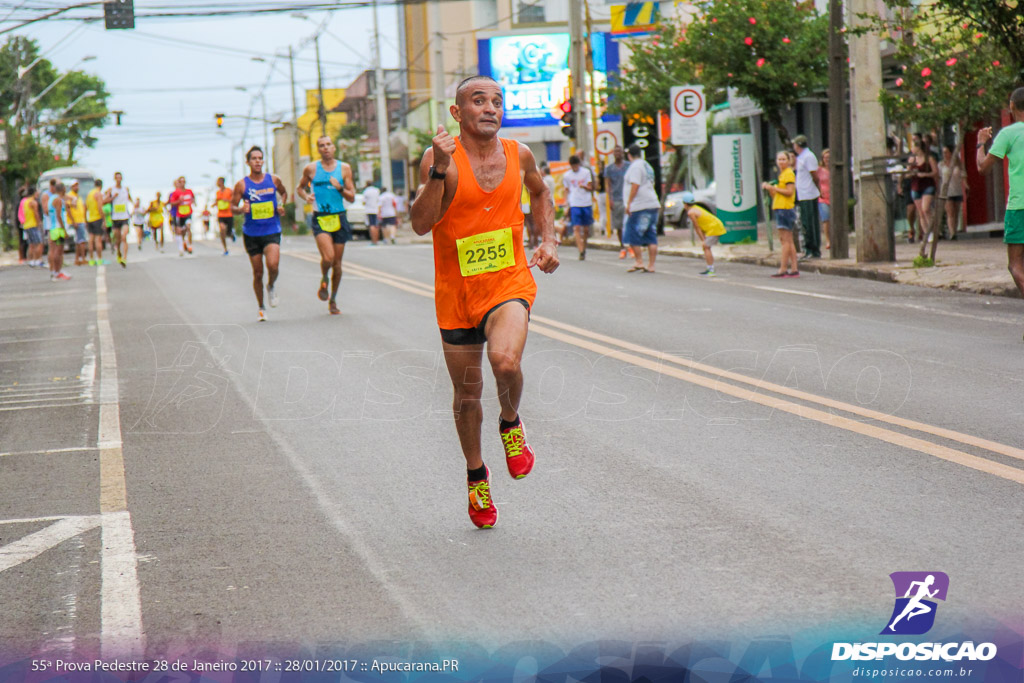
top-left (345, 193), bottom-right (368, 238)
top-left (664, 182), bottom-right (717, 228)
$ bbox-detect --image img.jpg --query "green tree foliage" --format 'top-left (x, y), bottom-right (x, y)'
top-left (0, 36), bottom-right (110, 248)
top-left (865, 3), bottom-right (1016, 139)
top-left (684, 0), bottom-right (829, 146)
top-left (0, 36), bottom-right (57, 118)
top-left (45, 71), bottom-right (110, 162)
top-left (931, 0), bottom-right (1024, 81)
top-left (609, 19), bottom-right (698, 124)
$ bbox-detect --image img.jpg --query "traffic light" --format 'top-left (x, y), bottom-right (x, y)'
top-left (559, 100), bottom-right (575, 139)
top-left (215, 113), bottom-right (225, 128)
top-left (104, 0), bottom-right (135, 29)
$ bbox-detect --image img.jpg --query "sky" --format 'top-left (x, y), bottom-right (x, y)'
top-left (12, 3), bottom-right (401, 201)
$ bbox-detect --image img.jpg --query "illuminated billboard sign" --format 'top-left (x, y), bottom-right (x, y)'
top-left (477, 32), bottom-right (620, 128)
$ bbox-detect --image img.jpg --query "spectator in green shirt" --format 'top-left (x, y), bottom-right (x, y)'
top-left (977, 87), bottom-right (1024, 301)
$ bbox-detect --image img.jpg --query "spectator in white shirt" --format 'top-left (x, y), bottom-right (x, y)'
top-left (362, 183), bottom-right (381, 245)
top-left (792, 135), bottom-right (822, 259)
top-left (622, 144), bottom-right (661, 273)
top-left (379, 187), bottom-right (398, 244)
top-left (561, 155), bottom-right (595, 260)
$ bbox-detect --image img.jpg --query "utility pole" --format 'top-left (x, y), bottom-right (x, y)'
top-left (261, 93), bottom-right (269, 174)
top-left (848, 0), bottom-right (891, 262)
top-left (430, 0), bottom-right (446, 130)
top-left (373, 0), bottom-right (393, 191)
top-left (315, 34), bottom-right (327, 132)
top-left (828, 0), bottom-right (849, 258)
top-left (289, 45), bottom-right (304, 222)
top-left (584, 0), bottom-right (611, 235)
top-left (568, 0), bottom-right (588, 158)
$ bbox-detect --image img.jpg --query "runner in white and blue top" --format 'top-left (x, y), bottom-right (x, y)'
top-left (296, 134), bottom-right (356, 315)
top-left (231, 145), bottom-right (288, 322)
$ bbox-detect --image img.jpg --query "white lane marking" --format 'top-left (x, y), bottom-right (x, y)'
top-left (94, 265), bottom-right (145, 659)
top-left (0, 515), bottom-right (90, 524)
top-left (0, 335), bottom-right (89, 345)
top-left (45, 534), bottom-right (85, 657)
top-left (0, 379), bottom-right (91, 389)
top-left (0, 446), bottom-right (98, 458)
top-left (750, 285), bottom-right (865, 302)
top-left (0, 394), bottom-right (89, 406)
top-left (80, 326), bottom-right (97, 401)
top-left (0, 386), bottom-right (93, 399)
top-left (0, 354), bottom-right (85, 363)
top-left (0, 516), bottom-right (101, 573)
top-left (0, 402), bottom-right (93, 412)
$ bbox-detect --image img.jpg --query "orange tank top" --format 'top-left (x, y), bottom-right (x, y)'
top-left (216, 188), bottom-right (233, 218)
top-left (432, 137), bottom-right (537, 330)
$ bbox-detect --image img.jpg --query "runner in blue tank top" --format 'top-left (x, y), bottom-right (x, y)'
top-left (296, 134), bottom-right (356, 315)
top-left (231, 145), bottom-right (288, 322)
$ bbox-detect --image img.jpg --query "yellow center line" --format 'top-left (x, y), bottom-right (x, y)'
top-left (291, 255), bottom-right (1024, 486)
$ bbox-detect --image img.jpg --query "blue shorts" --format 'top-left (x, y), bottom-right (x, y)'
top-left (818, 202), bottom-right (830, 223)
top-left (910, 186), bottom-right (936, 200)
top-left (569, 206), bottom-right (594, 227)
top-left (775, 208), bottom-right (797, 230)
top-left (623, 208), bottom-right (659, 246)
top-left (25, 227), bottom-right (43, 244)
top-left (366, 214), bottom-right (379, 227)
top-left (74, 223), bottom-right (87, 243)
top-left (311, 212), bottom-right (352, 244)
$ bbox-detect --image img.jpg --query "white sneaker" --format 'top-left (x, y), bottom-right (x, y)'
top-left (267, 286), bottom-right (279, 308)
top-left (258, 308), bottom-right (267, 322)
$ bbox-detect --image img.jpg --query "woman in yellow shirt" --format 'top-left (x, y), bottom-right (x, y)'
top-left (682, 191), bottom-right (727, 276)
top-left (762, 151), bottom-right (798, 277)
top-left (147, 193), bottom-right (166, 252)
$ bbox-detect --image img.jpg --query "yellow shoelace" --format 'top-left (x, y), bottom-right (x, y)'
top-left (501, 427), bottom-right (524, 458)
top-left (469, 480), bottom-right (492, 511)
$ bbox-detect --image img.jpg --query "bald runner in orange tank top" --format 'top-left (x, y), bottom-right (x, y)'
top-left (411, 75), bottom-right (559, 529)
top-left (432, 136), bottom-right (537, 332)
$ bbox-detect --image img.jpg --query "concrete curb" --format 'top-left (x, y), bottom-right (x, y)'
top-left (587, 240), bottom-right (1020, 299)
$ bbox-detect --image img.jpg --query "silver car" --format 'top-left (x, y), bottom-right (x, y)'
top-left (664, 183), bottom-right (717, 227)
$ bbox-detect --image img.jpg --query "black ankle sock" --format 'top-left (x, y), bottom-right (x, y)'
top-left (467, 465), bottom-right (487, 482)
top-left (499, 415), bottom-right (520, 431)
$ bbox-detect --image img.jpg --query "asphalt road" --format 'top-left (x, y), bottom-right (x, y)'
top-left (1, 235), bottom-right (1022, 661)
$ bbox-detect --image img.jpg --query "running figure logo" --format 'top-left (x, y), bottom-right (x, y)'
top-left (881, 571), bottom-right (949, 635)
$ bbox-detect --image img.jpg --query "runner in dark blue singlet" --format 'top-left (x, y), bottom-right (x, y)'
top-left (232, 145), bottom-right (288, 322)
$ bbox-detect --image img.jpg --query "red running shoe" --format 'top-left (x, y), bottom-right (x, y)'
top-left (468, 467), bottom-right (497, 528)
top-left (500, 417), bottom-right (535, 479)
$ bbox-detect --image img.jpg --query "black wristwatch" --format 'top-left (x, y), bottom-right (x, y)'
top-left (429, 165), bottom-right (446, 180)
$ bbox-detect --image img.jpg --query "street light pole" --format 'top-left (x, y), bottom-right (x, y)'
top-left (62, 89), bottom-right (97, 114)
top-left (29, 55), bottom-right (96, 106)
top-left (372, 0), bottom-right (393, 191)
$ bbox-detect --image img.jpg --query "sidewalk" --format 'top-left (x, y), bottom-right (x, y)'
top-left (589, 223), bottom-right (1021, 299)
